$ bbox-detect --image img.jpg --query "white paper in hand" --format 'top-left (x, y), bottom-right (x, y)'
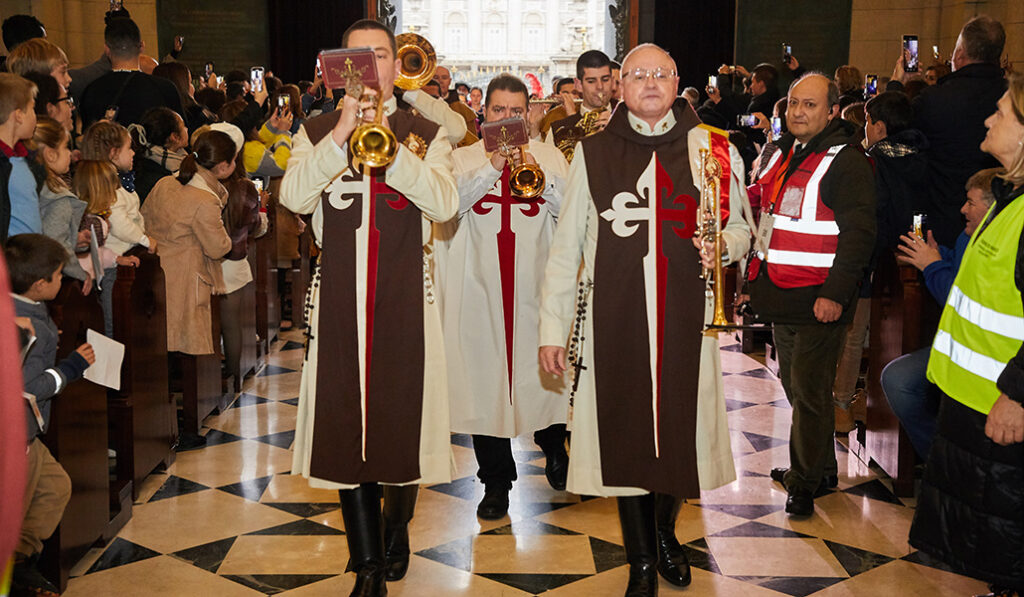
top-left (83, 329), bottom-right (125, 390)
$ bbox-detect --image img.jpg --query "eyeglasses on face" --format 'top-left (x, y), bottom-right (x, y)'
top-left (623, 67), bottom-right (677, 83)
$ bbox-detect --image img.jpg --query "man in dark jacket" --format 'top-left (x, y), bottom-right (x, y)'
top-left (78, 17), bottom-right (183, 129)
top-left (912, 15), bottom-right (1006, 247)
top-left (747, 73), bottom-right (876, 517)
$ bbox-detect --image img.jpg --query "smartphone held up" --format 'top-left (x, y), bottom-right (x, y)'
top-left (251, 66), bottom-right (265, 93)
top-left (903, 34), bottom-right (919, 73)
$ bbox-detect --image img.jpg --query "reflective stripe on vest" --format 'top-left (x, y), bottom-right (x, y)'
top-left (755, 145), bottom-right (844, 286)
top-left (927, 198), bottom-right (1024, 414)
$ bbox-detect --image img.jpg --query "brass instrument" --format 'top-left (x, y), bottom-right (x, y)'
top-left (496, 125), bottom-right (545, 199)
top-left (698, 147), bottom-right (730, 334)
top-left (555, 93), bottom-right (615, 163)
top-left (531, 97), bottom-right (584, 106)
top-left (349, 33), bottom-right (436, 169)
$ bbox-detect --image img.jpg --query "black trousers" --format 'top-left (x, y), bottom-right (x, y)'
top-left (472, 424), bottom-right (568, 490)
top-left (773, 322), bottom-right (846, 493)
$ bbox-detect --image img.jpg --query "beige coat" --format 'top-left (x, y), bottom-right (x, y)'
top-left (141, 168), bottom-right (232, 355)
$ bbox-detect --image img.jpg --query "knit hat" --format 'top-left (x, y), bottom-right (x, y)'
top-left (208, 122), bottom-right (245, 156)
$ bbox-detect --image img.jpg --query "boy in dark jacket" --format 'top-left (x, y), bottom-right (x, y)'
top-left (5, 233), bottom-right (94, 596)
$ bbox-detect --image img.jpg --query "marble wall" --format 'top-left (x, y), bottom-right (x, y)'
top-left (849, 0), bottom-right (1024, 78)
top-left (0, 0), bottom-right (158, 68)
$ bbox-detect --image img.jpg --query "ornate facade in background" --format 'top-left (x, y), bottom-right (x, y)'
top-left (398, 0), bottom-right (613, 93)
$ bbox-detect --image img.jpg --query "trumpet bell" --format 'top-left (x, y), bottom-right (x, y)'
top-left (394, 33), bottom-right (437, 90)
top-left (350, 122), bottom-right (398, 168)
top-left (510, 163), bottom-right (545, 199)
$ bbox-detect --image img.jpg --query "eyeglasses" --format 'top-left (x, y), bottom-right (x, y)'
top-left (57, 96), bottom-right (74, 109)
top-left (623, 67), bottom-right (677, 83)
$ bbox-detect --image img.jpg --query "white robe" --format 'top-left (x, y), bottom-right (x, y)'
top-left (280, 99), bottom-right (458, 490)
top-left (444, 139), bottom-right (571, 437)
top-left (538, 115), bottom-right (752, 497)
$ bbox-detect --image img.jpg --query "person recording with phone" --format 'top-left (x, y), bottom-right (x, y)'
top-left (78, 16), bottom-right (184, 128)
top-left (905, 15), bottom-right (1007, 248)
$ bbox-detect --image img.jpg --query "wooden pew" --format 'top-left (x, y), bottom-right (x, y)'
top-left (862, 253), bottom-right (941, 496)
top-left (289, 225), bottom-right (311, 329)
top-left (41, 279), bottom-right (130, 591)
top-left (253, 184), bottom-right (281, 355)
top-left (109, 248), bottom-right (175, 500)
top-left (177, 299), bottom-right (232, 435)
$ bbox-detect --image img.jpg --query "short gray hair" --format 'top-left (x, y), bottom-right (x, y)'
top-left (789, 72), bottom-right (839, 108)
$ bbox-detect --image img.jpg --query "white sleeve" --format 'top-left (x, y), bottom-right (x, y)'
top-left (280, 123), bottom-right (349, 216)
top-left (538, 145), bottom-right (591, 347)
top-left (404, 90), bottom-right (469, 146)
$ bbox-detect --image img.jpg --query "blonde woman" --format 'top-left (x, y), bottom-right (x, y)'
top-left (909, 74), bottom-right (1024, 596)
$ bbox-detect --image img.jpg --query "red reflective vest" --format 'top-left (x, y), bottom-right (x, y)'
top-left (748, 144), bottom-right (845, 288)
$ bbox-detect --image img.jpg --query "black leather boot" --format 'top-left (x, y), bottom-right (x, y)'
top-left (617, 494), bottom-right (659, 597)
top-left (340, 484), bottom-right (388, 597)
top-left (654, 493), bottom-right (691, 587)
top-left (382, 485), bottom-right (418, 581)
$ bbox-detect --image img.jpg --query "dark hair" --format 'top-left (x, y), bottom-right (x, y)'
top-left (423, 79), bottom-right (441, 93)
top-left (960, 15), bottom-right (1005, 65)
top-left (177, 130), bottom-right (237, 185)
top-left (455, 82), bottom-right (470, 94)
top-left (751, 63), bottom-right (779, 95)
top-left (4, 233), bottom-right (67, 294)
top-left (298, 80), bottom-right (313, 94)
top-left (104, 8), bottom-right (131, 25)
top-left (225, 70), bottom-right (249, 85)
top-left (152, 62), bottom-right (197, 110)
top-left (485, 74), bottom-right (529, 107)
top-left (576, 50), bottom-right (612, 80)
top-left (218, 100), bottom-right (257, 141)
top-left (342, 19), bottom-right (397, 57)
top-left (554, 78), bottom-right (574, 94)
top-left (104, 17), bottom-right (141, 59)
top-left (195, 87), bottom-right (227, 114)
top-left (225, 81), bottom-right (246, 102)
top-left (265, 76), bottom-right (283, 97)
top-left (131, 107), bottom-right (182, 152)
top-left (789, 72), bottom-right (840, 108)
top-left (2, 15), bottom-right (45, 52)
top-left (865, 91), bottom-right (912, 135)
top-left (903, 78), bottom-right (928, 100)
top-left (609, 60), bottom-right (621, 71)
top-left (273, 83), bottom-right (304, 121)
top-left (21, 71), bottom-right (61, 116)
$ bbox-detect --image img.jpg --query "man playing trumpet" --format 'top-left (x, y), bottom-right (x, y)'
top-left (281, 19), bottom-right (458, 597)
top-left (539, 43), bottom-right (750, 596)
top-left (443, 73), bottom-right (571, 520)
top-left (550, 50), bottom-right (617, 161)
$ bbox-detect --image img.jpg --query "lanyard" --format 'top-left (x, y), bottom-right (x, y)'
top-left (764, 146), bottom-right (795, 215)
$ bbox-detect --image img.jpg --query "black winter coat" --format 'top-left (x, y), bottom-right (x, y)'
top-left (912, 63), bottom-right (1006, 247)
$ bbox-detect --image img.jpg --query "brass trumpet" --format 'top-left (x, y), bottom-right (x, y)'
top-left (506, 146), bottom-right (545, 199)
top-left (698, 147), bottom-right (730, 334)
top-left (349, 33), bottom-right (437, 169)
top-left (531, 97), bottom-right (584, 106)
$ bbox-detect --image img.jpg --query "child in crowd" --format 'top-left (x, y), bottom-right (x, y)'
top-left (71, 160), bottom-right (139, 336)
top-left (33, 116), bottom-right (91, 288)
top-left (79, 120), bottom-right (152, 335)
top-left (5, 233), bottom-right (95, 597)
top-left (0, 72), bottom-right (44, 243)
top-left (6, 37), bottom-right (72, 90)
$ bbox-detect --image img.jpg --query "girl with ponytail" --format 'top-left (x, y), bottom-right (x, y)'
top-left (140, 130), bottom-right (234, 355)
top-left (128, 107), bottom-right (189, 201)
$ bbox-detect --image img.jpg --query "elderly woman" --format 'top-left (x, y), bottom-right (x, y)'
top-left (140, 130), bottom-right (233, 355)
top-left (909, 74), bottom-right (1024, 597)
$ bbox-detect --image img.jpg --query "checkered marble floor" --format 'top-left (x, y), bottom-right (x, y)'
top-left (62, 331), bottom-right (990, 596)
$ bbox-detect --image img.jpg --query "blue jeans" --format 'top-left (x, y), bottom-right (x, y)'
top-left (99, 266), bottom-right (117, 337)
top-left (881, 347), bottom-right (939, 458)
